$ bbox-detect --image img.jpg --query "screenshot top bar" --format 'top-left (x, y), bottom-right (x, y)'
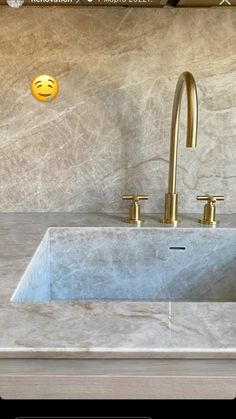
top-left (0, 0), bottom-right (236, 7)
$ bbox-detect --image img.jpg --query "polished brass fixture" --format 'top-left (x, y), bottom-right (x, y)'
top-left (163, 72), bottom-right (198, 225)
top-left (122, 194), bottom-right (148, 226)
top-left (197, 194), bottom-right (224, 225)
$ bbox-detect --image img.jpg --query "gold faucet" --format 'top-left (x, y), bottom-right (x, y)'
top-left (163, 72), bottom-right (198, 225)
top-left (197, 194), bottom-right (224, 225)
top-left (122, 194), bottom-right (148, 226)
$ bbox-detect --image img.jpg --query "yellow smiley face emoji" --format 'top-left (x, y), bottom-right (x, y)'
top-left (31, 74), bottom-right (58, 102)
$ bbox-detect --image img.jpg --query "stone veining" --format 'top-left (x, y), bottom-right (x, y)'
top-left (11, 227), bottom-right (236, 303)
top-left (0, 9), bottom-right (235, 212)
top-left (0, 213), bottom-right (236, 358)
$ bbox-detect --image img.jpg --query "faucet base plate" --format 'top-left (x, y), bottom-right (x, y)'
top-left (122, 217), bottom-right (143, 226)
top-left (198, 219), bottom-right (219, 226)
top-left (162, 218), bottom-right (180, 227)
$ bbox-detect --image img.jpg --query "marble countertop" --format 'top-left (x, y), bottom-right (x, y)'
top-left (0, 212), bottom-right (236, 359)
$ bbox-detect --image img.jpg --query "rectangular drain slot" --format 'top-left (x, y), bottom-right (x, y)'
top-left (169, 246), bottom-right (186, 250)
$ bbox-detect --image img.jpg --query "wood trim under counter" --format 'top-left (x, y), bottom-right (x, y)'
top-left (0, 359), bottom-right (236, 399)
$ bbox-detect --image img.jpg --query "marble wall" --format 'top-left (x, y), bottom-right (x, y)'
top-left (0, 7), bottom-right (235, 213)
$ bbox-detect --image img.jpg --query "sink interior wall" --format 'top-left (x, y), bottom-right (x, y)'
top-left (11, 230), bottom-right (50, 302)
top-left (11, 227), bottom-right (236, 303)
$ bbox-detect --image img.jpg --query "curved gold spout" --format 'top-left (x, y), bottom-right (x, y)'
top-left (163, 72), bottom-right (198, 225)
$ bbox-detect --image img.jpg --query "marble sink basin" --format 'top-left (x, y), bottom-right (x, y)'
top-left (11, 227), bottom-right (236, 303)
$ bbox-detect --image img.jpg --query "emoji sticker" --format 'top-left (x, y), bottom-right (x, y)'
top-left (31, 75), bottom-right (58, 103)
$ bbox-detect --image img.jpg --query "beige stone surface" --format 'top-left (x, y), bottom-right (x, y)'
top-left (0, 213), bottom-right (236, 358)
top-left (0, 7), bottom-right (235, 212)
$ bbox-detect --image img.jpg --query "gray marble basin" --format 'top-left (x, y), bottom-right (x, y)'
top-left (11, 227), bottom-right (236, 303)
